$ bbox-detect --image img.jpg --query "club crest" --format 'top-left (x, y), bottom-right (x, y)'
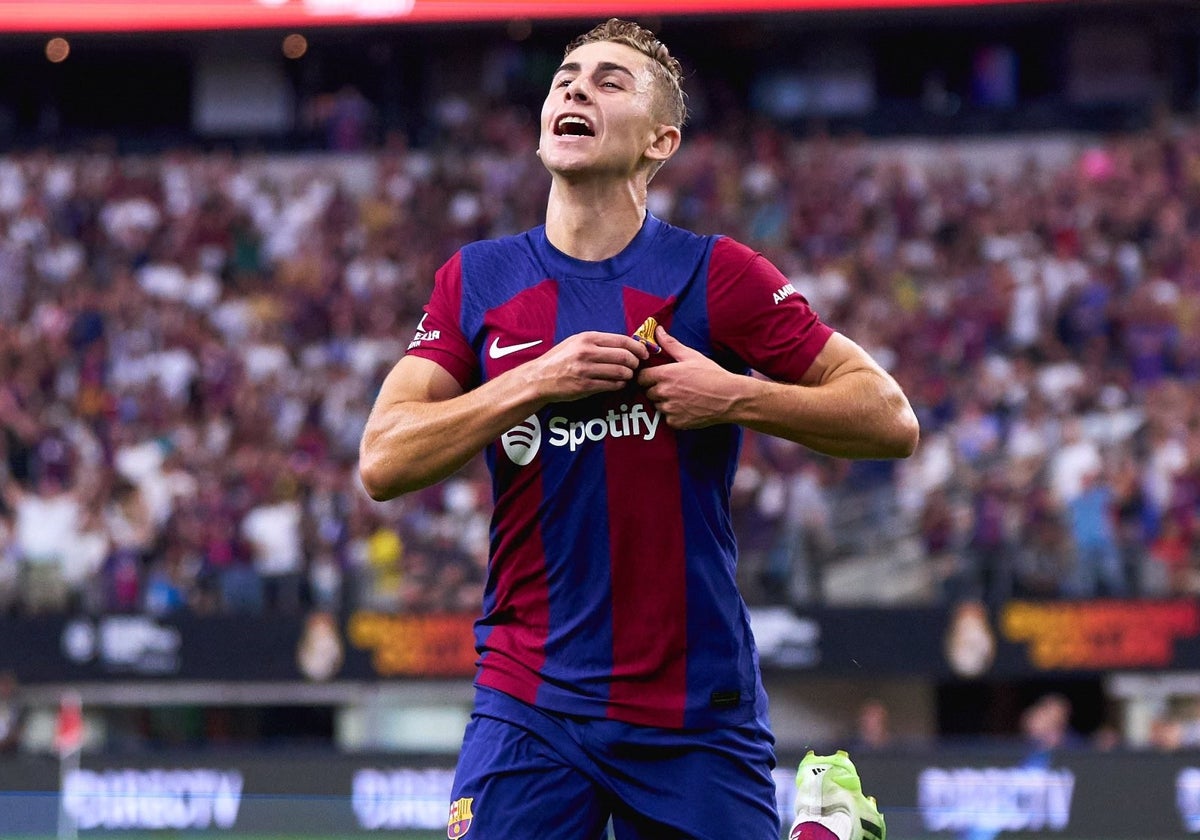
top-left (448, 796), bottom-right (474, 839)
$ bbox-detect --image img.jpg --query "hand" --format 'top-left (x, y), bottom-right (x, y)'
top-left (524, 331), bottom-right (649, 403)
top-left (637, 327), bottom-right (743, 429)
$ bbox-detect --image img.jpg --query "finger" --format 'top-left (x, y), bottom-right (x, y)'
top-left (592, 332), bottom-right (650, 356)
top-left (642, 377), bottom-right (674, 403)
top-left (588, 364), bottom-right (638, 383)
top-left (636, 368), bottom-right (665, 388)
top-left (557, 339), bottom-right (639, 368)
top-left (654, 327), bottom-right (700, 359)
top-left (587, 347), bottom-right (645, 369)
top-left (603, 339), bottom-right (650, 363)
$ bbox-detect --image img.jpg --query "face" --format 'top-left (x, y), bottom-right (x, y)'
top-left (538, 40), bottom-right (670, 180)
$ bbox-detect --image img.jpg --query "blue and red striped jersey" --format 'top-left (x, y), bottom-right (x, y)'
top-left (406, 213), bottom-right (832, 729)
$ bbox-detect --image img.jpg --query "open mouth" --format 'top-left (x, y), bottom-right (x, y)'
top-left (554, 115), bottom-right (595, 137)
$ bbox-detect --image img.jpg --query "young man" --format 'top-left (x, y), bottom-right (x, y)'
top-left (359, 18), bottom-right (916, 840)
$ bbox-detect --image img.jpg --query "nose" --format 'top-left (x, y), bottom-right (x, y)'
top-left (563, 78), bottom-right (590, 102)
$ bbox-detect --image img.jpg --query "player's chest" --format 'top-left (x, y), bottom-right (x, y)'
top-left (474, 277), bottom-right (698, 378)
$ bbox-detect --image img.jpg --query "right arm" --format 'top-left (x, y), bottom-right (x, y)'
top-left (358, 331), bottom-right (650, 500)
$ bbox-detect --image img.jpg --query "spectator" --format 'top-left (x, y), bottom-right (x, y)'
top-left (0, 508), bottom-right (18, 615)
top-left (143, 550), bottom-right (189, 616)
top-left (1176, 698), bottom-right (1200, 749)
top-left (1064, 462), bottom-right (1128, 598)
top-left (307, 85), bottom-right (377, 152)
top-left (849, 698), bottom-right (893, 752)
top-left (1145, 513), bottom-right (1194, 595)
top-left (9, 119), bottom-right (1200, 617)
top-left (919, 486), bottom-right (964, 600)
top-left (68, 497), bottom-right (111, 612)
top-left (1149, 708), bottom-right (1185, 752)
top-left (1049, 417), bottom-right (1101, 509)
top-left (1011, 485), bottom-right (1075, 598)
top-left (779, 460), bottom-right (837, 605)
top-left (102, 475), bottom-right (156, 611)
top-left (240, 477), bottom-right (305, 613)
top-left (4, 470), bottom-right (84, 614)
top-left (1020, 693), bottom-right (1084, 755)
top-left (356, 509), bottom-right (404, 611)
top-left (0, 672), bottom-right (22, 752)
top-left (961, 469), bottom-right (1015, 605)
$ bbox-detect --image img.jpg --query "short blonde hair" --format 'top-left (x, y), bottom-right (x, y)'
top-left (565, 18), bottom-right (687, 128)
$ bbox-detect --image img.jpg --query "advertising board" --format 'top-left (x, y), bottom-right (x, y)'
top-left (3, 749), bottom-right (1200, 838)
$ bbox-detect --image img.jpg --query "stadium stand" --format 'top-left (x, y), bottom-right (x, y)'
top-left (1, 118), bottom-right (1194, 621)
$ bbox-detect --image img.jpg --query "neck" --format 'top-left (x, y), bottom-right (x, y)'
top-left (544, 177), bottom-right (647, 262)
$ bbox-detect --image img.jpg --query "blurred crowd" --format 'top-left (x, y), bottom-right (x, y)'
top-left (3, 104), bottom-right (1200, 618)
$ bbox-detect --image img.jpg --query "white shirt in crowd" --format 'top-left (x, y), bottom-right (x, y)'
top-left (241, 500), bottom-right (304, 578)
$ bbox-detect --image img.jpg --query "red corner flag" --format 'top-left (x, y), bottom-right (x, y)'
top-left (54, 691), bottom-right (83, 757)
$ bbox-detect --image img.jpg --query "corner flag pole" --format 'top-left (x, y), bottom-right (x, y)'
top-left (55, 690), bottom-right (83, 840)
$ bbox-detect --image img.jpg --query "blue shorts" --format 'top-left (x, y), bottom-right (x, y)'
top-left (448, 686), bottom-right (780, 840)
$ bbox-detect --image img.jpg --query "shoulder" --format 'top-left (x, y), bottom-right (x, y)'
top-left (705, 235), bottom-right (784, 285)
top-left (707, 236), bottom-right (761, 277)
top-left (458, 230), bottom-right (540, 280)
top-left (650, 215), bottom-right (720, 254)
top-left (632, 216), bottom-right (725, 280)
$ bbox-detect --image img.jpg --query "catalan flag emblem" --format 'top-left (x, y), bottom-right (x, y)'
top-left (448, 796), bottom-right (474, 839)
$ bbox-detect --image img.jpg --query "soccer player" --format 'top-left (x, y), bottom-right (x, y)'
top-left (359, 18), bottom-right (916, 840)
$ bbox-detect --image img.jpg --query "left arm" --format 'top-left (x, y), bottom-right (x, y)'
top-left (637, 327), bottom-right (918, 459)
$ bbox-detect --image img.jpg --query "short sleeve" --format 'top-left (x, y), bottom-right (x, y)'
top-left (707, 237), bottom-right (833, 383)
top-left (405, 250), bottom-right (479, 388)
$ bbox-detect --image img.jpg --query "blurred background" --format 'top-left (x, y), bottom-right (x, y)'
top-left (3, 0), bottom-right (1200, 837)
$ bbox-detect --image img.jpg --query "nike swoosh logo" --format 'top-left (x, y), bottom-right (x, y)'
top-left (489, 337), bottom-right (543, 359)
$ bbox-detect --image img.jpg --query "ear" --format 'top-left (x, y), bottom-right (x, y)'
top-left (645, 124), bottom-right (681, 165)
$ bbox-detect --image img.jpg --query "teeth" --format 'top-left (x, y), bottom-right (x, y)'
top-left (556, 115), bottom-right (590, 133)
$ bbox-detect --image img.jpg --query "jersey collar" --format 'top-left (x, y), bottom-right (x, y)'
top-left (534, 212), bottom-right (663, 281)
